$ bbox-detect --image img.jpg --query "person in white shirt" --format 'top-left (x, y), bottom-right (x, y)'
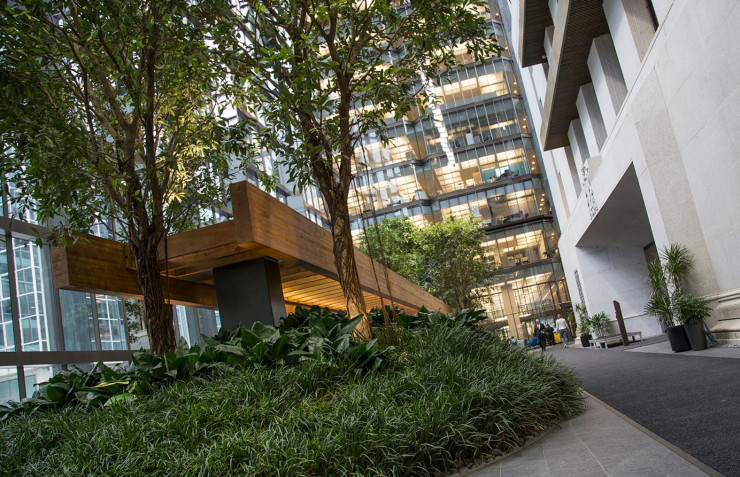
top-left (555, 316), bottom-right (569, 348)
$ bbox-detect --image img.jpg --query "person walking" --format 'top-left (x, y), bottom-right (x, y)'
top-left (545, 323), bottom-right (555, 346)
top-left (533, 319), bottom-right (547, 351)
top-left (556, 315), bottom-right (569, 348)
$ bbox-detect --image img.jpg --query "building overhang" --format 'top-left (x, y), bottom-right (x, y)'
top-left (52, 181), bottom-right (452, 316)
top-left (518, 0), bottom-right (553, 68)
top-left (539, 0), bottom-right (610, 150)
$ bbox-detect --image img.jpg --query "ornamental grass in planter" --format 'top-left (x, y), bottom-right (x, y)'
top-left (675, 293), bottom-right (711, 351)
top-left (0, 309), bottom-right (584, 476)
top-left (588, 312), bottom-right (611, 339)
top-left (574, 303), bottom-right (593, 347)
top-left (645, 244), bottom-right (710, 353)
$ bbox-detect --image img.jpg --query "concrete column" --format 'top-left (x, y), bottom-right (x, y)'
top-left (576, 83), bottom-right (608, 153)
top-left (502, 284), bottom-right (527, 340)
top-left (552, 148), bottom-right (580, 212)
top-left (588, 34), bottom-right (628, 132)
top-left (650, 0), bottom-right (671, 24)
top-left (213, 257), bottom-right (286, 331)
top-left (567, 118), bottom-right (590, 164)
top-left (603, 0), bottom-right (657, 88)
top-left (564, 147), bottom-right (583, 197)
top-left (548, 0), bottom-right (558, 23)
top-left (556, 172), bottom-right (571, 218)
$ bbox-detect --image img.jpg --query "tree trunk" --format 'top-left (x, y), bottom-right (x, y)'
top-left (132, 238), bottom-right (176, 354)
top-left (328, 198), bottom-right (373, 340)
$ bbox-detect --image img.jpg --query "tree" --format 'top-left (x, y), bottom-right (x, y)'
top-left (360, 217), bottom-right (421, 284)
top-left (0, 0), bottom-right (249, 353)
top-left (416, 216), bottom-right (496, 310)
top-left (362, 216), bottom-right (496, 310)
top-left (220, 0), bottom-right (501, 337)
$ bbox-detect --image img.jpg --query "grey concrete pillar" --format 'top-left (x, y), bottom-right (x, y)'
top-left (576, 83), bottom-right (608, 153)
top-left (567, 118), bottom-right (590, 164)
top-left (603, 0), bottom-right (657, 87)
top-left (213, 257), bottom-right (286, 331)
top-left (588, 34), bottom-right (628, 131)
top-left (564, 147), bottom-right (583, 197)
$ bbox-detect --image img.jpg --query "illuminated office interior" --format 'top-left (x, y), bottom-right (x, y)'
top-left (349, 1), bottom-right (570, 338)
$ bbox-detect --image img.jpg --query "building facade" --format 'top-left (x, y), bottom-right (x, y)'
top-left (348, 1), bottom-right (571, 340)
top-left (501, 0), bottom-right (740, 341)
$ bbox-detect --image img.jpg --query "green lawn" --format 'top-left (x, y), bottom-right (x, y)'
top-left (0, 325), bottom-right (583, 476)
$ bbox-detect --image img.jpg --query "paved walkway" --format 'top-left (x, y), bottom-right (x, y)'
top-left (465, 395), bottom-right (711, 477)
top-left (547, 342), bottom-right (740, 476)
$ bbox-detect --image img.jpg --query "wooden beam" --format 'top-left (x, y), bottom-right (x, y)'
top-left (233, 182), bottom-right (451, 313)
top-left (51, 181), bottom-right (453, 316)
top-left (52, 236), bottom-right (218, 308)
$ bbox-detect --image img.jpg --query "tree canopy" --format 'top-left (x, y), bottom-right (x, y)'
top-left (219, 0), bottom-right (502, 335)
top-left (1, 0), bottom-right (502, 349)
top-left (362, 216), bottom-right (497, 310)
top-left (0, 0), bottom-right (250, 353)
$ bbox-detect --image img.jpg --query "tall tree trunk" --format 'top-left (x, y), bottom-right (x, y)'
top-left (132, 237), bottom-right (176, 354)
top-left (328, 196), bottom-right (373, 340)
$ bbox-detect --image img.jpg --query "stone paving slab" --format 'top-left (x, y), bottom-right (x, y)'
top-left (464, 396), bottom-right (711, 477)
top-left (625, 340), bottom-right (740, 359)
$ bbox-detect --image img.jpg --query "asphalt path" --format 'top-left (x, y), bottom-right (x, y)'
top-left (549, 344), bottom-right (740, 477)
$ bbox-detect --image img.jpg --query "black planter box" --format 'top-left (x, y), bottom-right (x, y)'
top-left (580, 334), bottom-right (592, 348)
top-left (684, 322), bottom-right (707, 351)
top-left (666, 325), bottom-right (691, 352)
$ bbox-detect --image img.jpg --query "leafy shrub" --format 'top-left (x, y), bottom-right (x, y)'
top-left (589, 312), bottom-right (611, 337)
top-left (574, 303), bottom-right (591, 335)
top-left (645, 244), bottom-right (711, 328)
top-left (368, 305), bottom-right (487, 329)
top-left (0, 324), bottom-right (583, 476)
top-left (0, 306), bottom-right (387, 420)
top-left (675, 292), bottom-right (712, 325)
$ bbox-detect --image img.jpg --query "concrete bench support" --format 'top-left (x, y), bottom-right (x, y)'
top-left (213, 257), bottom-right (286, 330)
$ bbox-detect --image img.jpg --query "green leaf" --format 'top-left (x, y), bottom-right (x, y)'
top-left (104, 394), bottom-right (136, 406)
top-left (339, 315), bottom-right (363, 337)
top-left (240, 330), bottom-right (263, 349)
top-left (44, 383), bottom-right (69, 402)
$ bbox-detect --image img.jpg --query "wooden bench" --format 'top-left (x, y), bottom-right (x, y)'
top-left (590, 331), bottom-right (643, 349)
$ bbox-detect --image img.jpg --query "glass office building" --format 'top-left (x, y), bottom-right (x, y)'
top-left (349, 2), bottom-right (570, 339)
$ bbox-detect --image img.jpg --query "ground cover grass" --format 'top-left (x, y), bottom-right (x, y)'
top-left (0, 324), bottom-right (583, 476)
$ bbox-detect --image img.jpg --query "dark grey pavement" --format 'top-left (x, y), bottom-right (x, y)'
top-left (548, 343), bottom-right (740, 477)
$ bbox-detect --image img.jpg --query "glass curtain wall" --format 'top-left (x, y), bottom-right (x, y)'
top-left (0, 179), bottom-right (225, 401)
top-left (349, 1), bottom-right (570, 334)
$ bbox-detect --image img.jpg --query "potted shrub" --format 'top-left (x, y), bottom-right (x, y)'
top-left (589, 312), bottom-right (611, 338)
top-left (574, 303), bottom-right (592, 347)
top-left (644, 246), bottom-right (696, 353)
top-left (675, 293), bottom-right (711, 351)
top-left (646, 287), bottom-right (690, 352)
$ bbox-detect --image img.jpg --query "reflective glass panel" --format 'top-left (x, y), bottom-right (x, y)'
top-left (96, 295), bottom-right (127, 351)
top-left (13, 238), bottom-right (52, 351)
top-left (0, 241), bottom-right (14, 351)
top-left (59, 290), bottom-right (95, 351)
top-left (0, 367), bottom-right (19, 402)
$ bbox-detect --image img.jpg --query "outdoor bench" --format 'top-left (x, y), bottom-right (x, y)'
top-left (590, 331), bottom-right (643, 349)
